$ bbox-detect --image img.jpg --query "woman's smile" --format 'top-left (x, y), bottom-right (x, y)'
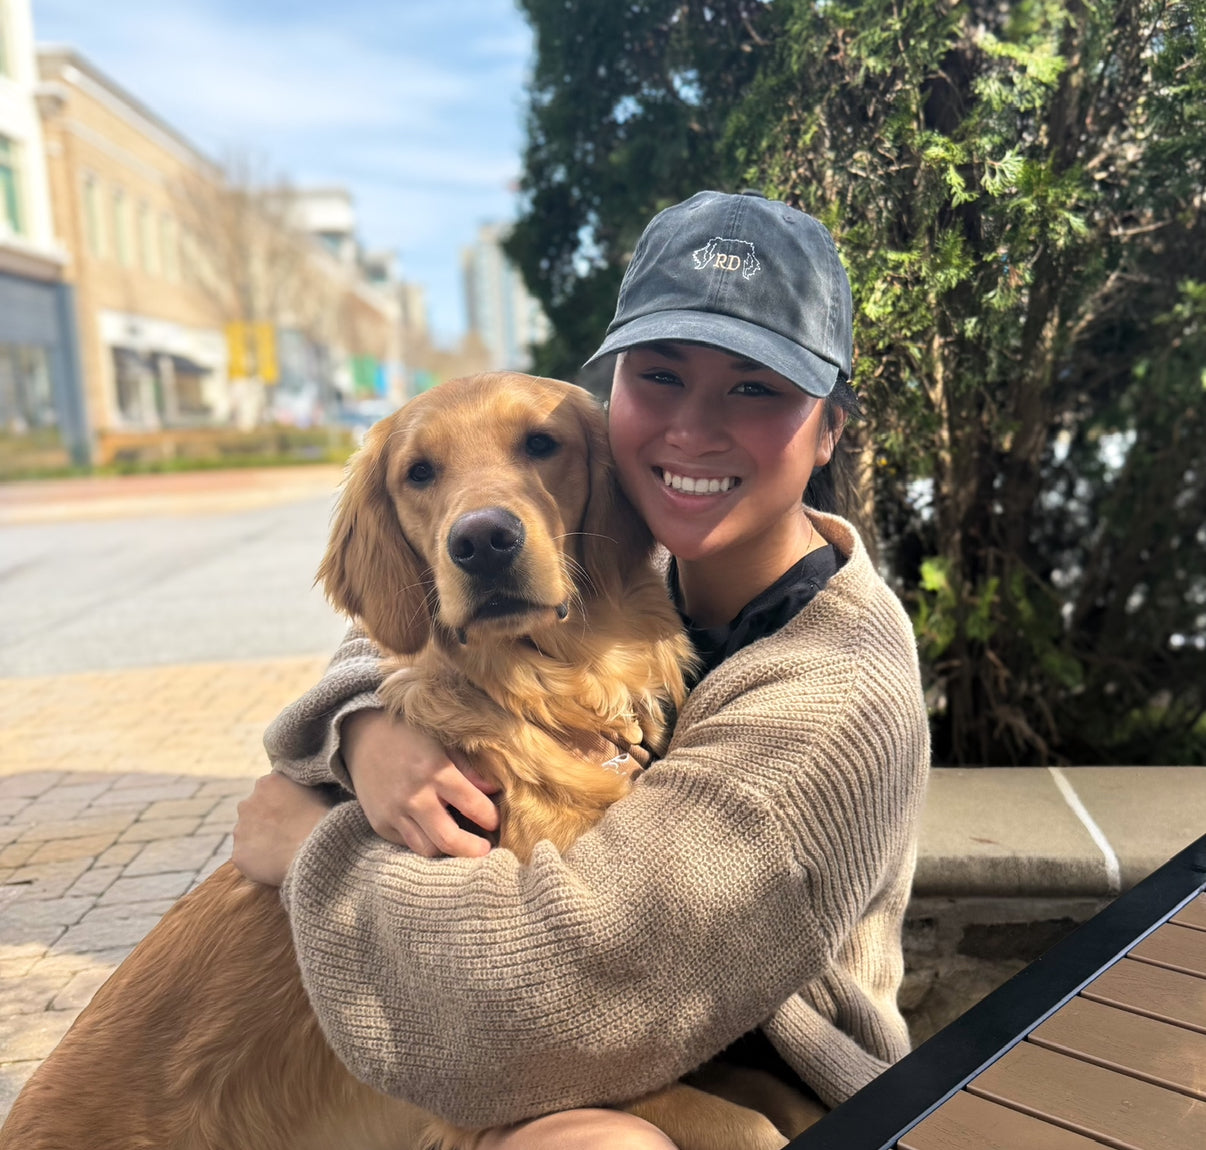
top-left (654, 467), bottom-right (741, 497)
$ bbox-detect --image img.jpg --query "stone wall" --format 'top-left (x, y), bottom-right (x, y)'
top-left (900, 895), bottom-right (1109, 1044)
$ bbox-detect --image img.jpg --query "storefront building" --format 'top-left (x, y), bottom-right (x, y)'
top-left (1, 0), bottom-right (86, 467)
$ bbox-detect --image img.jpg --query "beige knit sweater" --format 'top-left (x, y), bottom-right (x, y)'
top-left (270, 511), bottom-right (930, 1129)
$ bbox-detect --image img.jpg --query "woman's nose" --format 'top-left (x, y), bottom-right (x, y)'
top-left (664, 394), bottom-right (727, 452)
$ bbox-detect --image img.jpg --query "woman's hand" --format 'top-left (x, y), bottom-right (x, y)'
top-left (232, 773), bottom-right (335, 887)
top-left (341, 709), bottom-right (500, 858)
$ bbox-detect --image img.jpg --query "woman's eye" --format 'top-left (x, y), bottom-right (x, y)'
top-left (525, 432), bottom-right (559, 459)
top-left (407, 461), bottom-right (435, 485)
top-left (733, 381), bottom-right (777, 397)
top-left (643, 370), bottom-right (682, 386)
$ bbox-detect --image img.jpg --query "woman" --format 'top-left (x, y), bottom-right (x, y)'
top-left (233, 190), bottom-right (929, 1149)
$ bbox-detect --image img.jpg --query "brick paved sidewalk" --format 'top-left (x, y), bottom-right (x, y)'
top-left (0, 654), bottom-right (328, 1117)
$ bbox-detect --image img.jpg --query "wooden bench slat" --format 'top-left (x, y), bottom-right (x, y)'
top-left (1129, 922), bottom-right (1206, 978)
top-left (1029, 996), bottom-right (1206, 1099)
top-left (967, 1041), bottom-right (1206, 1150)
top-left (1171, 894), bottom-right (1206, 933)
top-left (897, 1091), bottom-right (1107, 1150)
top-left (1083, 957), bottom-right (1206, 1035)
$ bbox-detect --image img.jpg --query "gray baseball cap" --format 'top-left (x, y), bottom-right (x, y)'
top-left (584, 190), bottom-right (853, 397)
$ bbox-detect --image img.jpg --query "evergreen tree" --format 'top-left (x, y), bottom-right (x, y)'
top-left (505, 0), bottom-right (772, 379)
top-left (509, 1), bottom-right (1206, 764)
top-left (734, 0), bottom-right (1206, 763)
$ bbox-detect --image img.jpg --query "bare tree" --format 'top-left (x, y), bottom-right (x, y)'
top-left (172, 152), bottom-right (324, 340)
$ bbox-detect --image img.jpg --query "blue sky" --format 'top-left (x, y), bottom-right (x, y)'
top-left (30, 0), bottom-right (534, 342)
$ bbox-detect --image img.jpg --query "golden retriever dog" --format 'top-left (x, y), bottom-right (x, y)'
top-left (0, 372), bottom-right (807, 1150)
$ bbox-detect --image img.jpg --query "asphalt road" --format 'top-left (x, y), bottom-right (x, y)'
top-left (0, 476), bottom-right (349, 678)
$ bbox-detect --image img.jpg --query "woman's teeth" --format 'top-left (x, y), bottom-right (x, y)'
top-left (659, 469), bottom-right (737, 494)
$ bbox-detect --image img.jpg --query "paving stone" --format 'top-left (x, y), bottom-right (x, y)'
top-left (97, 871), bottom-right (193, 905)
top-left (0, 1060), bottom-right (39, 1114)
top-left (0, 1009), bottom-right (78, 1061)
top-left (0, 970), bottom-right (74, 1016)
top-left (0, 798), bottom-right (30, 819)
top-left (94, 841), bottom-right (143, 868)
top-left (195, 778), bottom-right (256, 798)
top-left (29, 946), bottom-right (132, 980)
top-left (15, 811), bottom-right (139, 843)
top-left (55, 912), bottom-right (166, 953)
top-left (51, 964), bottom-right (117, 1010)
top-left (199, 815), bottom-right (239, 837)
top-left (0, 774), bottom-right (60, 799)
top-left (124, 833), bottom-right (225, 876)
top-left (0, 842), bottom-right (37, 867)
top-left (93, 782), bottom-right (200, 807)
top-left (81, 899), bottom-right (176, 925)
top-left (64, 865), bottom-right (122, 899)
top-left (140, 797), bottom-right (220, 820)
top-left (43, 782), bottom-right (114, 804)
top-left (26, 833), bottom-right (118, 865)
top-left (57, 770), bottom-right (122, 786)
top-left (2, 858), bottom-right (92, 899)
top-left (0, 939), bottom-right (51, 968)
top-left (110, 772), bottom-right (184, 790)
top-left (0, 896), bottom-right (92, 930)
top-left (118, 816), bottom-right (202, 843)
top-left (7, 800), bottom-right (90, 824)
top-left (202, 794), bottom-right (243, 823)
top-left (0, 955), bottom-right (39, 979)
top-left (0, 918), bottom-right (67, 949)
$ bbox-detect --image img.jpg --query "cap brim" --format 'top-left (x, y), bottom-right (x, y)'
top-left (583, 310), bottom-right (840, 398)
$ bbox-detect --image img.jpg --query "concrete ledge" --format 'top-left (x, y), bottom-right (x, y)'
top-left (903, 766), bottom-right (1206, 1043)
top-left (914, 766), bottom-right (1206, 897)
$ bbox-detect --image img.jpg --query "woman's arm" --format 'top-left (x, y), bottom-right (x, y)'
top-left (263, 623), bottom-right (386, 791)
top-left (263, 624), bottom-right (498, 854)
top-left (279, 617), bottom-right (929, 1129)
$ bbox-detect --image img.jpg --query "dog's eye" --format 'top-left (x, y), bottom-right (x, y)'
top-left (525, 433), bottom-right (559, 459)
top-left (407, 461), bottom-right (435, 485)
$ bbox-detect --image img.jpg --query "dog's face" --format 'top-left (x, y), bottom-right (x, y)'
top-left (319, 372), bottom-right (652, 655)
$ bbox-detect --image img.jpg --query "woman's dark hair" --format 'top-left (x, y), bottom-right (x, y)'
top-left (803, 371), bottom-right (861, 515)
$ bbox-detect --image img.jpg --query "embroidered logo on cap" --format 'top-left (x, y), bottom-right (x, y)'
top-left (692, 237), bottom-right (761, 280)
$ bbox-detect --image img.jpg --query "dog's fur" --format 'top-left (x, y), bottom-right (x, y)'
top-left (0, 372), bottom-right (809, 1150)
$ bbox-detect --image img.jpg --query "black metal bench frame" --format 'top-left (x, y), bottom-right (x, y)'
top-left (786, 832), bottom-right (1206, 1150)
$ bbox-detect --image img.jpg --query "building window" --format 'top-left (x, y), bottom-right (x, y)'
top-left (0, 344), bottom-right (56, 432)
top-left (0, 136), bottom-right (24, 237)
top-left (0, 5), bottom-right (11, 78)
top-left (161, 213), bottom-right (179, 281)
top-left (179, 226), bottom-right (192, 282)
top-left (138, 202), bottom-right (157, 274)
top-left (112, 187), bottom-right (131, 266)
top-left (83, 174), bottom-right (104, 257)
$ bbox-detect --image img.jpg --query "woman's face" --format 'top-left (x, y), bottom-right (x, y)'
top-left (607, 341), bottom-right (837, 566)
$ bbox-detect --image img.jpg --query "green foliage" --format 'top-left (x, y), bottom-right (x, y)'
top-left (733, 0), bottom-right (1206, 763)
top-left (510, 0), bottom-right (1206, 763)
top-left (505, 0), bottom-right (774, 380)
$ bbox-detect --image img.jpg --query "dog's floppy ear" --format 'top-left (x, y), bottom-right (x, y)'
top-left (576, 390), bottom-right (655, 603)
top-left (317, 418), bottom-right (433, 655)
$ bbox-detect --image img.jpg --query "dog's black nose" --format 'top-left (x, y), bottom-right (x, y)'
top-left (448, 508), bottom-right (525, 576)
